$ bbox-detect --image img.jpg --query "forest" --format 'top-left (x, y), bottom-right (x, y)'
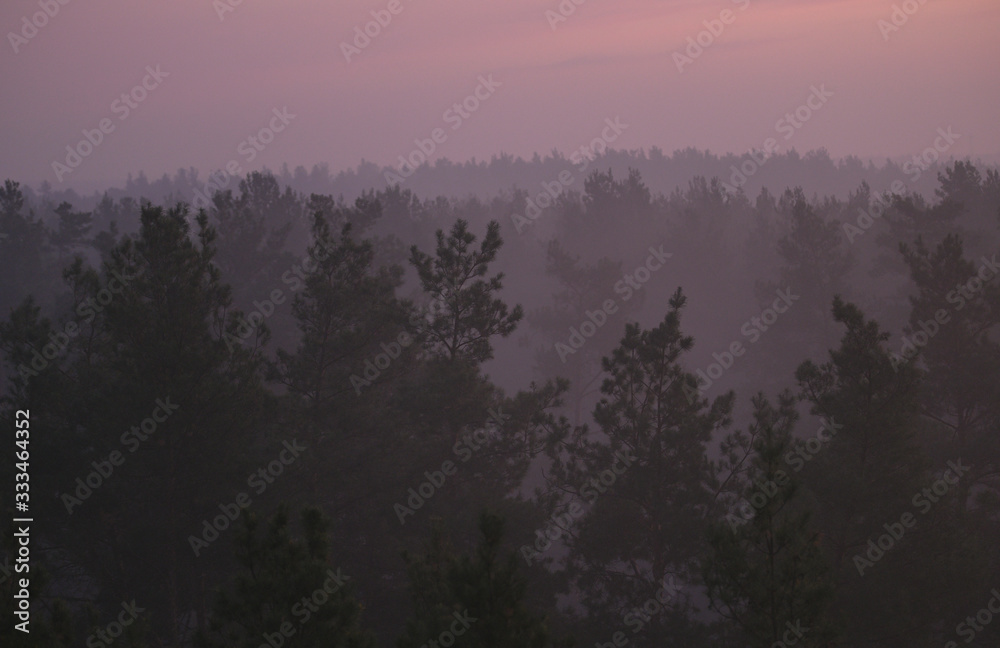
top-left (1, 150), bottom-right (998, 647)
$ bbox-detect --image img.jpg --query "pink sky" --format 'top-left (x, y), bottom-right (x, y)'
top-left (1, 0), bottom-right (997, 191)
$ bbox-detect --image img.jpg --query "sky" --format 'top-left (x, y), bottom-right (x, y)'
top-left (1, 0), bottom-right (998, 192)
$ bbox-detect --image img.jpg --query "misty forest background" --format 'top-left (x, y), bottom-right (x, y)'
top-left (1, 149), bottom-right (999, 647)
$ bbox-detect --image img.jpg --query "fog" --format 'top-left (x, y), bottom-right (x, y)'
top-left (1, 1), bottom-right (999, 647)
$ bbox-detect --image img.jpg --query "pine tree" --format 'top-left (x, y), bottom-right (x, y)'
top-left (209, 171), bottom-right (303, 311)
top-left (0, 180), bottom-right (53, 313)
top-left (50, 200), bottom-right (93, 259)
top-left (703, 392), bottom-right (837, 648)
top-left (273, 211), bottom-right (411, 430)
top-left (755, 188), bottom-right (853, 370)
top-left (526, 240), bottom-right (642, 425)
top-left (898, 233), bottom-right (1000, 632)
top-left (899, 233), bottom-right (1000, 512)
top-left (794, 297), bottom-right (953, 647)
top-left (198, 506), bottom-right (374, 648)
top-left (397, 512), bottom-right (563, 648)
top-left (270, 207), bottom-right (417, 639)
top-left (3, 204), bottom-right (273, 644)
top-left (408, 218), bottom-right (523, 365)
top-left (549, 288), bottom-right (734, 645)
